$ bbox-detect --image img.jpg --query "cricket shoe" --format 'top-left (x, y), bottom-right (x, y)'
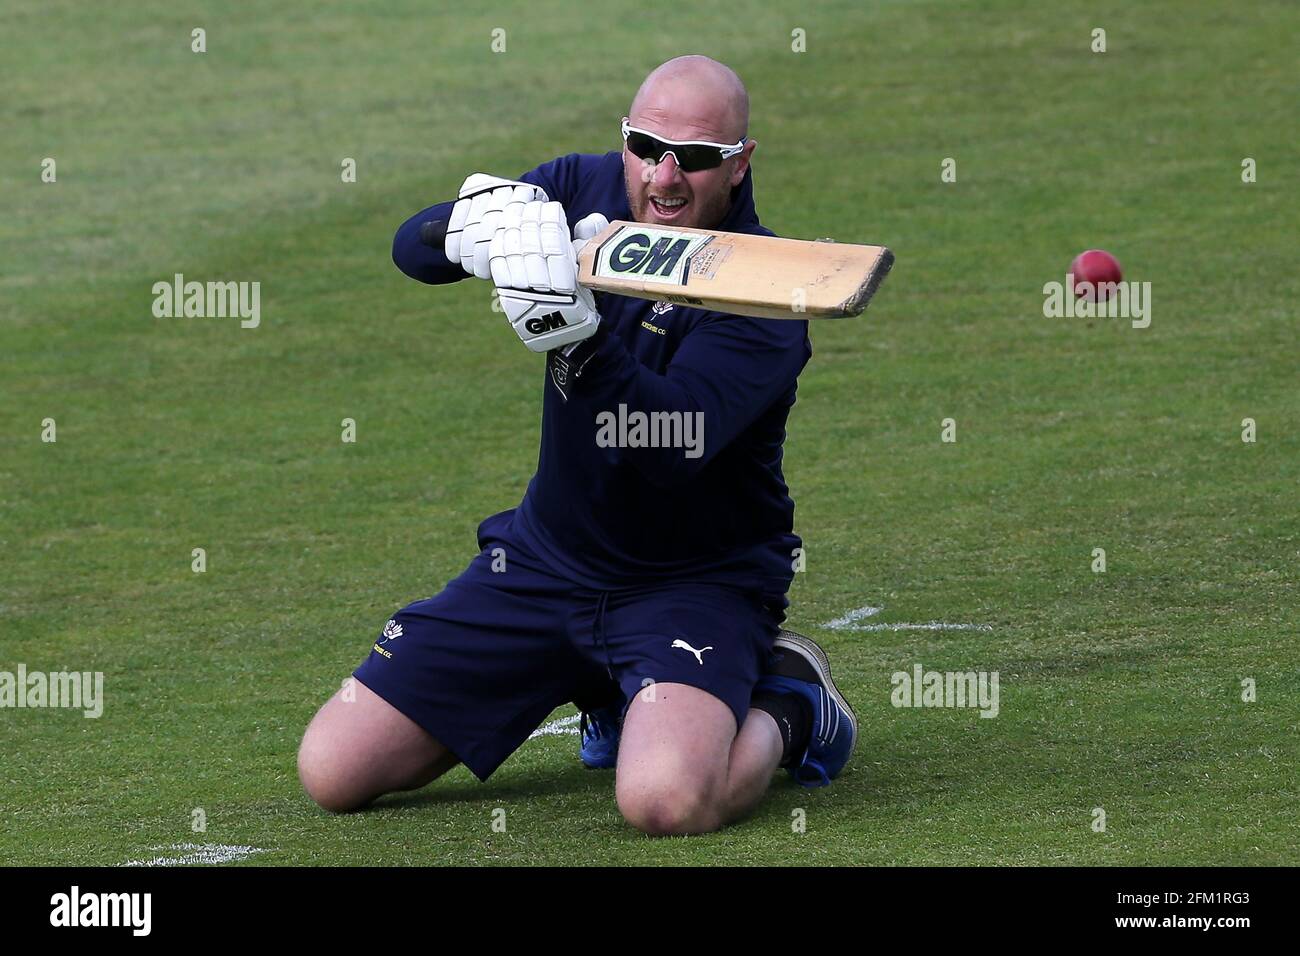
top-left (579, 705), bottom-right (622, 769)
top-left (755, 629), bottom-right (857, 788)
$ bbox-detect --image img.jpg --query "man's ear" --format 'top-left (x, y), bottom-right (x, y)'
top-left (730, 139), bottom-right (757, 187)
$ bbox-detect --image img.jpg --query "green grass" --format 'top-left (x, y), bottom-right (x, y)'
top-left (2, 0), bottom-right (1297, 865)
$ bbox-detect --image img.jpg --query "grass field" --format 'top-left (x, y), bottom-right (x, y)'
top-left (2, 0), bottom-right (1297, 866)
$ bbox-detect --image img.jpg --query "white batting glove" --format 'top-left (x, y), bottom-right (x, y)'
top-left (489, 201), bottom-right (601, 353)
top-left (570, 212), bottom-right (611, 265)
top-left (488, 200), bottom-right (577, 292)
top-left (445, 173), bottom-right (550, 279)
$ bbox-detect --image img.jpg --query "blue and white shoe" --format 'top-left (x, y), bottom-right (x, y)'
top-left (755, 629), bottom-right (857, 788)
top-left (579, 705), bottom-right (622, 769)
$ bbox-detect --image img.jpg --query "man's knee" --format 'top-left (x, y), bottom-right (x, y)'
top-left (298, 713), bottom-right (378, 813)
top-left (616, 775), bottom-right (724, 836)
top-left (296, 680), bottom-right (454, 813)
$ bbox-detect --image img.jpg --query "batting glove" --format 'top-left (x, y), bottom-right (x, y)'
top-left (571, 212), bottom-right (611, 257)
top-left (490, 201), bottom-right (602, 353)
top-left (445, 173), bottom-right (550, 279)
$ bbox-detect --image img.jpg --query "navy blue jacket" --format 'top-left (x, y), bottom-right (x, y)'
top-left (392, 152), bottom-right (811, 600)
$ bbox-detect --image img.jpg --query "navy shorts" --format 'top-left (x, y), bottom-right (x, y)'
top-left (353, 522), bottom-right (783, 781)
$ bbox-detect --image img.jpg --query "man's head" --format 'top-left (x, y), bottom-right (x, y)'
top-left (622, 55), bottom-right (755, 230)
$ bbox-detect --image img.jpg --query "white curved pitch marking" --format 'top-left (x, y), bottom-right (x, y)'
top-left (528, 713), bottom-right (581, 739)
top-left (122, 843), bottom-right (266, 867)
top-left (824, 605), bottom-right (884, 629)
top-left (823, 604), bottom-right (991, 632)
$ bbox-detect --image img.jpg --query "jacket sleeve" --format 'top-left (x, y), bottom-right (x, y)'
top-left (569, 314), bottom-right (811, 488)
top-left (391, 153), bottom-right (592, 285)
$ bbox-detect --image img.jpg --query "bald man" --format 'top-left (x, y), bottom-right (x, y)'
top-left (298, 56), bottom-right (856, 835)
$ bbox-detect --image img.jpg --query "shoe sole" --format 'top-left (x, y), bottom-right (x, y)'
top-left (775, 628), bottom-right (858, 757)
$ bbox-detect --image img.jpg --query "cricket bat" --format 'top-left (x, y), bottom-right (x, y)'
top-left (420, 219), bottom-right (893, 320)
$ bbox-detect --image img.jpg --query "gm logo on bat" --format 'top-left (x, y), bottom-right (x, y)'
top-left (595, 226), bottom-right (715, 285)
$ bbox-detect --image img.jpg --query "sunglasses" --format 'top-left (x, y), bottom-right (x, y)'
top-left (621, 119), bottom-right (746, 172)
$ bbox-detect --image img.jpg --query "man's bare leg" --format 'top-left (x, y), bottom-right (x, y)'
top-left (615, 682), bottom-right (782, 836)
top-left (298, 679), bottom-right (459, 812)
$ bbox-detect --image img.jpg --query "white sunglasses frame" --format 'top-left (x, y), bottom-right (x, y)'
top-left (620, 119), bottom-right (747, 166)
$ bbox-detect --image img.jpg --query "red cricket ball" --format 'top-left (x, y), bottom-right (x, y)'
top-left (1069, 249), bottom-right (1123, 301)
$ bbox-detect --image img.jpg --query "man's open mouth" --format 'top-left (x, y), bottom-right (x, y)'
top-left (649, 196), bottom-right (689, 219)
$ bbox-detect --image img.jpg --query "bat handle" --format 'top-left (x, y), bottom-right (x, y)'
top-left (419, 219), bottom-right (448, 248)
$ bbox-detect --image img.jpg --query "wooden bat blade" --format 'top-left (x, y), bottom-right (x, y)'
top-left (576, 220), bottom-right (893, 320)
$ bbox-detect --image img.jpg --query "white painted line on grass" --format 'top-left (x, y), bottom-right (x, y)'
top-left (824, 605), bottom-right (885, 629)
top-left (122, 843), bottom-right (267, 867)
top-left (824, 604), bottom-right (991, 632)
top-left (850, 621), bottom-right (993, 632)
top-left (528, 714), bottom-right (580, 739)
